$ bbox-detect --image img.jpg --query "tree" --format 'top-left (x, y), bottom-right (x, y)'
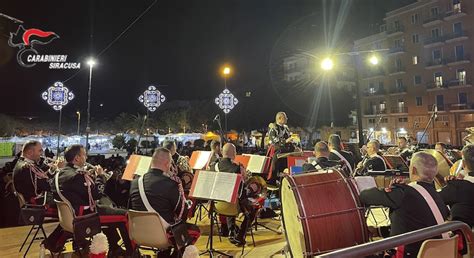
top-left (113, 113), bottom-right (134, 133)
top-left (125, 138), bottom-right (138, 154)
top-left (0, 114), bottom-right (20, 136)
top-left (177, 109), bottom-right (190, 133)
top-left (112, 135), bottom-right (126, 149)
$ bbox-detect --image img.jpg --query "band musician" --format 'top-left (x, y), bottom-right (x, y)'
top-left (360, 152), bottom-right (449, 257)
top-left (267, 111), bottom-right (293, 184)
top-left (302, 141), bottom-right (340, 172)
top-left (328, 134), bottom-right (355, 176)
top-left (211, 143), bottom-right (256, 246)
top-left (355, 140), bottom-right (387, 176)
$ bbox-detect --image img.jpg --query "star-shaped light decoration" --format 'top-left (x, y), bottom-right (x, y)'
top-left (138, 85), bottom-right (166, 112)
top-left (41, 82), bottom-right (74, 111)
top-left (215, 88), bottom-right (238, 114)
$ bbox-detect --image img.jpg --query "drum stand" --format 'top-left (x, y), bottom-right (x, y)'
top-left (200, 201), bottom-right (228, 257)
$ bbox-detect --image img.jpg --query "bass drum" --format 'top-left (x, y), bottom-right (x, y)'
top-left (422, 149), bottom-right (452, 189)
top-left (281, 169), bottom-right (368, 257)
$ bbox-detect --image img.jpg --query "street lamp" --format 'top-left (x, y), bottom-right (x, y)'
top-left (42, 82), bottom-right (74, 156)
top-left (321, 57), bottom-right (334, 71)
top-left (369, 55), bottom-right (379, 66)
top-left (137, 85), bottom-right (166, 154)
top-left (85, 57), bottom-right (96, 154)
top-left (219, 65), bottom-right (233, 131)
top-left (223, 66), bottom-right (231, 88)
top-left (319, 54), bottom-right (382, 147)
top-left (76, 111), bottom-right (81, 135)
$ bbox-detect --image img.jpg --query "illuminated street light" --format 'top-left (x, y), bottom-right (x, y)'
top-left (223, 67), bottom-right (231, 75)
top-left (76, 111), bottom-right (81, 135)
top-left (321, 57), bottom-right (334, 71)
top-left (86, 58), bottom-right (96, 67)
top-left (369, 55), bottom-right (379, 65)
top-left (85, 57), bottom-right (97, 153)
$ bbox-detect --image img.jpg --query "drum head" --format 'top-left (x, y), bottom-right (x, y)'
top-left (281, 177), bottom-right (306, 257)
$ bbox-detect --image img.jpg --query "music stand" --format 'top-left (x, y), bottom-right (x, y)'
top-left (200, 200), bottom-right (228, 257)
top-left (383, 155), bottom-right (409, 172)
top-left (189, 170), bottom-right (242, 257)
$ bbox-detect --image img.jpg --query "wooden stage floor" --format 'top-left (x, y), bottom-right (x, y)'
top-left (0, 213), bottom-right (286, 257)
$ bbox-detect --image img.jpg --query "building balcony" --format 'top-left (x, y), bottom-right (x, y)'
top-left (387, 46), bottom-right (405, 56)
top-left (445, 31), bottom-right (468, 43)
top-left (386, 25), bottom-right (404, 37)
top-left (451, 103), bottom-right (474, 112)
top-left (364, 108), bottom-right (387, 116)
top-left (388, 66), bottom-right (406, 76)
top-left (425, 59), bottom-right (446, 69)
top-left (444, 5), bottom-right (467, 21)
top-left (361, 69), bottom-right (385, 79)
top-left (363, 87), bottom-right (386, 97)
top-left (284, 67), bottom-right (301, 74)
top-left (389, 86), bottom-right (407, 95)
top-left (448, 79), bottom-right (472, 88)
top-left (337, 74), bottom-right (355, 82)
top-left (390, 107), bottom-right (408, 114)
top-left (423, 14), bottom-right (445, 27)
top-left (426, 81), bottom-right (448, 91)
top-left (446, 55), bottom-right (471, 66)
top-left (424, 36), bottom-right (445, 48)
top-left (428, 104), bottom-right (448, 112)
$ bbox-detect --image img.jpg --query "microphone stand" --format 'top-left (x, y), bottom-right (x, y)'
top-left (214, 115), bottom-right (228, 144)
top-left (135, 113), bottom-right (148, 154)
top-left (416, 104), bottom-right (437, 150)
top-left (365, 111), bottom-right (384, 145)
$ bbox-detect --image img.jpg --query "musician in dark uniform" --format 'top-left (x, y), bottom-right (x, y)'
top-left (208, 140), bottom-right (222, 167)
top-left (397, 137), bottom-right (413, 162)
top-left (267, 111), bottom-right (292, 184)
top-left (360, 152), bottom-right (449, 257)
top-left (129, 148), bottom-right (200, 255)
top-left (302, 141), bottom-right (340, 172)
top-left (50, 145), bottom-right (132, 256)
top-left (356, 140), bottom-right (387, 175)
top-left (211, 143), bottom-right (256, 246)
top-left (13, 141), bottom-right (53, 204)
top-left (440, 144), bottom-right (474, 227)
top-left (328, 134), bottom-right (355, 175)
top-left (435, 142), bottom-right (460, 164)
top-left (13, 141), bottom-right (64, 255)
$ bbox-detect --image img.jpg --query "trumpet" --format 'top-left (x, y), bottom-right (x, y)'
top-left (41, 156), bottom-right (64, 166)
top-left (83, 162), bottom-right (113, 181)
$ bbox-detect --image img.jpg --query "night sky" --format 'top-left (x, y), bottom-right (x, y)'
top-left (0, 0), bottom-right (415, 130)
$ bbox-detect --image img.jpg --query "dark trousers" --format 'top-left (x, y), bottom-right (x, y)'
top-left (158, 223), bottom-right (200, 258)
top-left (226, 199), bottom-right (257, 242)
top-left (97, 205), bottom-right (133, 254)
top-left (44, 205), bottom-right (132, 254)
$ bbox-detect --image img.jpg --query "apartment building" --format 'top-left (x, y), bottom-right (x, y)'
top-left (355, 0), bottom-right (473, 145)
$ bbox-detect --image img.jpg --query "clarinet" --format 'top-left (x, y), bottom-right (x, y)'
top-left (353, 155), bottom-right (369, 177)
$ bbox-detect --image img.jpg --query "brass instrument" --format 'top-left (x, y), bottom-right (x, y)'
top-left (41, 156), bottom-right (64, 166)
top-left (82, 162), bottom-right (113, 181)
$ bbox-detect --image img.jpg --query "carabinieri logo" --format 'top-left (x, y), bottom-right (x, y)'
top-left (8, 25), bottom-right (60, 68)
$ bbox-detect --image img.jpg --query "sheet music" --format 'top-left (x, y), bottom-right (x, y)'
top-left (354, 176), bottom-right (377, 193)
top-left (212, 172), bottom-right (239, 202)
top-left (135, 156), bottom-right (152, 176)
top-left (190, 171), bottom-right (216, 199)
top-left (247, 155), bottom-right (266, 173)
top-left (193, 151), bottom-right (212, 169)
top-left (189, 171), bottom-right (241, 203)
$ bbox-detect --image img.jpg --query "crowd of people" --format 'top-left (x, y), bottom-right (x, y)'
top-left (0, 110), bottom-right (473, 257)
